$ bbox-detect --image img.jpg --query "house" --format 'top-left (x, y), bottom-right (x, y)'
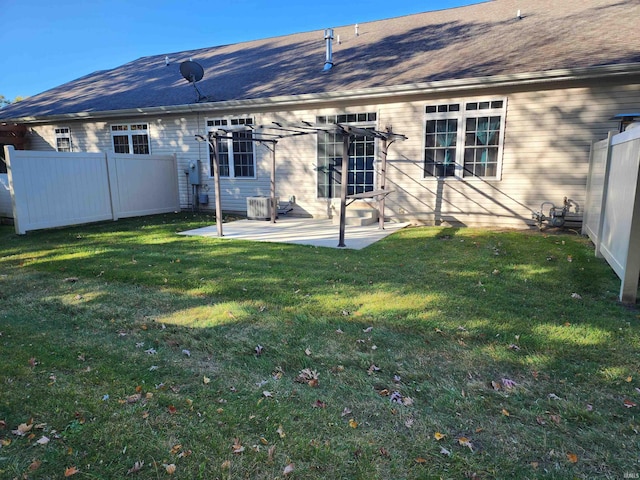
top-left (1, 0), bottom-right (640, 228)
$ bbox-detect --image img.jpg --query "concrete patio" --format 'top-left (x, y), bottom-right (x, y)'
top-left (178, 217), bottom-right (410, 249)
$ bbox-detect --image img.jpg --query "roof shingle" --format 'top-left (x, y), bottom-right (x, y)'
top-left (2, 0), bottom-right (639, 120)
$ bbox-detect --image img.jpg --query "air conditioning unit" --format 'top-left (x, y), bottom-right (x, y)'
top-left (247, 196), bottom-right (277, 220)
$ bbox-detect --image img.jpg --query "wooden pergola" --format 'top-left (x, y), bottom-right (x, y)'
top-left (197, 122), bottom-right (406, 248)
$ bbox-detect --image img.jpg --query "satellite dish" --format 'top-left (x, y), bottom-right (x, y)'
top-left (180, 60), bottom-right (204, 83)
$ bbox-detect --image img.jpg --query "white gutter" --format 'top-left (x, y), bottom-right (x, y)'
top-left (5, 63), bottom-right (640, 124)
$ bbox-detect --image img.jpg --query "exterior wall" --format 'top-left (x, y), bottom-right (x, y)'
top-left (22, 77), bottom-right (640, 228)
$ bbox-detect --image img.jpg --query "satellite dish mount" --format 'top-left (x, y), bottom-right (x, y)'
top-left (180, 60), bottom-right (207, 102)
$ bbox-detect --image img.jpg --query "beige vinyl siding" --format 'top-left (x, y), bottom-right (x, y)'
top-left (16, 77), bottom-right (640, 227)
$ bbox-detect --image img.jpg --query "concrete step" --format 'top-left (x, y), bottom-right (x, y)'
top-left (332, 208), bottom-right (379, 226)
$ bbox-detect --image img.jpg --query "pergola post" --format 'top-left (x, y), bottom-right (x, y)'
top-left (379, 136), bottom-right (389, 230)
top-left (338, 133), bottom-right (351, 248)
top-left (210, 133), bottom-right (224, 237)
top-left (270, 141), bottom-right (277, 224)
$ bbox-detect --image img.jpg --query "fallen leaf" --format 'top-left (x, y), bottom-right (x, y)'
top-left (501, 408), bottom-right (510, 416)
top-left (491, 381), bottom-right (501, 390)
top-left (268, 445), bottom-right (276, 462)
top-left (28, 357), bottom-right (37, 367)
top-left (203, 376), bottom-right (211, 384)
top-left (263, 391), bottom-right (273, 398)
top-left (313, 400), bottom-right (327, 408)
top-left (283, 463), bottom-right (295, 475)
top-left (64, 466), bottom-right (80, 477)
top-left (12, 422), bottom-right (33, 436)
top-left (182, 349), bottom-right (191, 357)
top-left (341, 407), bottom-right (352, 417)
top-left (536, 416), bottom-right (546, 425)
top-left (29, 460), bottom-right (42, 471)
top-left (335, 329), bottom-right (344, 334)
top-left (178, 449), bottom-right (192, 458)
top-left (348, 418), bottom-right (358, 428)
top-left (624, 399), bottom-right (637, 408)
top-left (221, 460), bottom-right (231, 470)
top-left (168, 405), bottom-right (177, 414)
top-left (0, 438), bottom-right (11, 447)
top-left (260, 437), bottom-right (269, 445)
top-left (170, 444), bottom-right (182, 455)
top-left (255, 345), bottom-right (264, 355)
top-left (440, 447), bottom-right (452, 456)
top-left (502, 378), bottom-right (517, 389)
top-left (165, 463), bottom-right (176, 474)
top-left (363, 326), bottom-right (373, 333)
top-left (367, 364), bottom-right (381, 375)
top-left (414, 457), bottom-right (427, 464)
top-left (232, 438), bottom-right (245, 454)
top-left (0, 420), bottom-right (5, 429)
top-left (566, 452), bottom-right (578, 463)
top-left (549, 414), bottom-right (561, 424)
top-left (379, 447), bottom-right (390, 457)
top-left (304, 347), bottom-right (312, 356)
top-left (36, 436), bottom-right (50, 445)
top-left (548, 393), bottom-right (562, 401)
top-left (434, 432), bottom-right (445, 441)
top-left (127, 460), bottom-right (144, 474)
top-left (458, 437), bottom-right (474, 451)
top-left (277, 425), bottom-right (286, 438)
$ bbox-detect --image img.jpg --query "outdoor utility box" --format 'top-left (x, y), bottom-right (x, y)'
top-left (198, 193), bottom-right (209, 205)
top-left (247, 196), bottom-right (277, 220)
top-left (186, 160), bottom-right (201, 185)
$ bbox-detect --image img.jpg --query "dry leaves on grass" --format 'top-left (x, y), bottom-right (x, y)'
top-left (295, 368), bottom-right (319, 387)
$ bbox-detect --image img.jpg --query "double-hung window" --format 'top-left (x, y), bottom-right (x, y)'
top-left (55, 127), bottom-right (72, 152)
top-left (424, 99), bottom-right (506, 179)
top-left (316, 112), bottom-right (377, 198)
top-left (111, 123), bottom-right (150, 154)
top-left (206, 118), bottom-right (255, 178)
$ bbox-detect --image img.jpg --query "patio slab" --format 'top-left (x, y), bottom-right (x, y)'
top-left (178, 217), bottom-right (410, 249)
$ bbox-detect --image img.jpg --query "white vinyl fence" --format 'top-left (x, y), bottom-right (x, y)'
top-left (583, 127), bottom-right (640, 303)
top-left (0, 174), bottom-right (12, 218)
top-left (4, 146), bottom-right (180, 234)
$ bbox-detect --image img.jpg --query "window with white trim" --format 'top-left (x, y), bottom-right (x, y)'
top-left (110, 123), bottom-right (150, 154)
top-left (55, 127), bottom-right (72, 152)
top-left (206, 117), bottom-right (255, 178)
top-left (316, 112), bottom-right (377, 198)
top-left (424, 99), bottom-right (506, 179)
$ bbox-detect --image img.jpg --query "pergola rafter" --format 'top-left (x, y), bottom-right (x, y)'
top-left (198, 122), bottom-right (406, 247)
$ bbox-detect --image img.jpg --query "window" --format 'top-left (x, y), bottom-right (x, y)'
top-left (424, 99), bottom-right (506, 179)
top-left (111, 123), bottom-right (150, 154)
top-left (316, 112), bottom-right (377, 198)
top-left (55, 127), bottom-right (72, 152)
top-left (206, 118), bottom-right (255, 178)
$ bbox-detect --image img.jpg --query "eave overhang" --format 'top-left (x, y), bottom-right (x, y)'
top-left (4, 63), bottom-right (640, 125)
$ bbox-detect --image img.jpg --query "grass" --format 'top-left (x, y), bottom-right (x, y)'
top-left (0, 212), bottom-right (639, 479)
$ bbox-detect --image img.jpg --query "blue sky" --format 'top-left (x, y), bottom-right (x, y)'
top-left (1, 0), bottom-right (481, 101)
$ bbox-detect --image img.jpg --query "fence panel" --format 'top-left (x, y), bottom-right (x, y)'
top-left (599, 129), bottom-right (640, 302)
top-left (5, 146), bottom-right (112, 234)
top-left (582, 136), bottom-right (611, 251)
top-left (4, 146), bottom-right (180, 234)
top-left (107, 153), bottom-right (179, 219)
top-left (0, 174), bottom-right (12, 217)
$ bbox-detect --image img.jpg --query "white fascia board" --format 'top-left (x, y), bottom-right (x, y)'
top-left (7, 63), bottom-right (640, 125)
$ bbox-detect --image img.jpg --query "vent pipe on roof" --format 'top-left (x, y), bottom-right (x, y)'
top-left (355, 23), bottom-right (359, 36)
top-left (516, 9), bottom-right (522, 19)
top-left (324, 28), bottom-right (334, 71)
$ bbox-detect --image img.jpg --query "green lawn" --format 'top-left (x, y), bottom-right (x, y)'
top-left (0, 213), bottom-right (638, 479)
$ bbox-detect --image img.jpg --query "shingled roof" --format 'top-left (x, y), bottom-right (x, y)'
top-left (2, 0), bottom-right (640, 122)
